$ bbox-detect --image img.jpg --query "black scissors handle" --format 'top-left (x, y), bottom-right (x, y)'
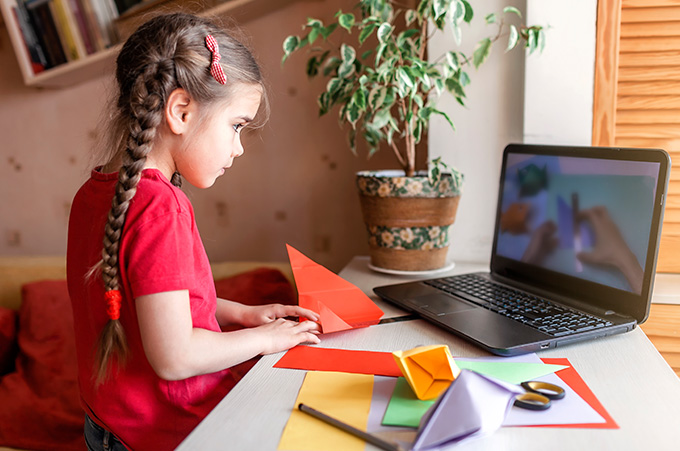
top-left (514, 381), bottom-right (566, 411)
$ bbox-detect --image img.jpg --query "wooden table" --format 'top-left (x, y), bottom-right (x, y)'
top-left (177, 257), bottom-right (680, 450)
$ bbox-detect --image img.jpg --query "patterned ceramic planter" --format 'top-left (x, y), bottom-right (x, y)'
top-left (356, 170), bottom-right (463, 271)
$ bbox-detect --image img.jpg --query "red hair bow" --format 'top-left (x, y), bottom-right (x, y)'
top-left (205, 35), bottom-right (227, 85)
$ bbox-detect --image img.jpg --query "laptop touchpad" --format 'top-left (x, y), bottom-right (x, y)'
top-left (416, 294), bottom-right (477, 316)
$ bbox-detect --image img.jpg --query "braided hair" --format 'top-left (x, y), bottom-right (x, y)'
top-left (93, 13), bottom-right (266, 384)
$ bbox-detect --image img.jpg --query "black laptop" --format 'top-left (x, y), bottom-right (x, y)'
top-left (374, 144), bottom-right (670, 356)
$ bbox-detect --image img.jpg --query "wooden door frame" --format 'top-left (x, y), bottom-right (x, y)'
top-left (592, 0), bottom-right (622, 146)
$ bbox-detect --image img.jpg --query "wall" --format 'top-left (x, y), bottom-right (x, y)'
top-left (429, 0), bottom-right (597, 264)
top-left (0, 0), bottom-right (400, 272)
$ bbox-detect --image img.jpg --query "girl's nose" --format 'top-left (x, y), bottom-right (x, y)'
top-left (233, 136), bottom-right (245, 158)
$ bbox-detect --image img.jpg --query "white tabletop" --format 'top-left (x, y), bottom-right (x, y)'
top-left (177, 257), bottom-right (680, 450)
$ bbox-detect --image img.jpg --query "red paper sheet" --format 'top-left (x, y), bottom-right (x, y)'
top-left (538, 357), bottom-right (618, 429)
top-left (274, 346), bottom-right (402, 376)
top-left (287, 244), bottom-right (384, 334)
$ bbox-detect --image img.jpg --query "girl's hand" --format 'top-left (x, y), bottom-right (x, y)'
top-left (237, 303), bottom-right (320, 328)
top-left (256, 318), bottom-right (321, 355)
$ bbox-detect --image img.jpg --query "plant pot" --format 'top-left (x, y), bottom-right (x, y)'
top-left (356, 170), bottom-right (462, 272)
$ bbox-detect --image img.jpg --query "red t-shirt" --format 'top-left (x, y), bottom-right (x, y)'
top-left (67, 168), bottom-right (236, 450)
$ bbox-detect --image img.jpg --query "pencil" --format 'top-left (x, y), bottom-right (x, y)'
top-left (297, 403), bottom-right (403, 451)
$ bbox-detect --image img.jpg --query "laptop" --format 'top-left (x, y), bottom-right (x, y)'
top-left (374, 143), bottom-right (671, 356)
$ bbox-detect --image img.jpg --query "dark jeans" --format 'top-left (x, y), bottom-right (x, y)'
top-left (84, 415), bottom-right (127, 451)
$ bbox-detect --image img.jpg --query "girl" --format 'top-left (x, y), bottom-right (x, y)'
top-left (66, 13), bottom-right (321, 451)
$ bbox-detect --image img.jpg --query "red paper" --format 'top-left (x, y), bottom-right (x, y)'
top-left (538, 358), bottom-right (618, 429)
top-left (274, 346), bottom-right (402, 376)
top-left (287, 244), bottom-right (384, 333)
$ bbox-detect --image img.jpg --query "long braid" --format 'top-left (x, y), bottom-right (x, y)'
top-left (94, 58), bottom-right (176, 385)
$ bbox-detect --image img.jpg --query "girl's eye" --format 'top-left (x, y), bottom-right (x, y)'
top-left (233, 123), bottom-right (244, 133)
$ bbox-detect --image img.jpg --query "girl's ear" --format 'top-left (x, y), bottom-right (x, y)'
top-left (165, 88), bottom-right (195, 135)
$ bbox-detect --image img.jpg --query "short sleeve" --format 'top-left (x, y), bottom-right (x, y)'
top-left (123, 211), bottom-right (196, 298)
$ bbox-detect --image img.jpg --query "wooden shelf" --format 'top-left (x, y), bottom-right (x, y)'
top-left (0, 0), bottom-right (317, 88)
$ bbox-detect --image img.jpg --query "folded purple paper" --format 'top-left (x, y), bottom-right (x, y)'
top-left (413, 370), bottom-right (523, 450)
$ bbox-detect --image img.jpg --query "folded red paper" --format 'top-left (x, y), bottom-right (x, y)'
top-left (287, 244), bottom-right (384, 333)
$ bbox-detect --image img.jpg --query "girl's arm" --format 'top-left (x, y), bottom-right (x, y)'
top-left (136, 290), bottom-right (320, 381)
top-left (215, 297), bottom-right (320, 328)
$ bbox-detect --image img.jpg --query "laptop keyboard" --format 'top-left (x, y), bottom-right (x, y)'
top-left (424, 274), bottom-right (613, 336)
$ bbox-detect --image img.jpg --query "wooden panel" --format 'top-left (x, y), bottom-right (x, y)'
top-left (662, 222), bottom-right (680, 235)
top-left (616, 109), bottom-right (680, 123)
top-left (664, 207), bottom-right (680, 223)
top-left (621, 21), bottom-right (680, 38)
top-left (620, 36), bottom-right (680, 52)
top-left (640, 303), bottom-right (680, 377)
top-left (614, 137), bottom-right (680, 149)
top-left (616, 123), bottom-right (680, 138)
top-left (619, 66), bottom-right (680, 81)
top-left (618, 80), bottom-right (680, 96)
top-left (624, 0), bottom-right (680, 7)
top-left (617, 95), bottom-right (680, 110)
top-left (593, 0), bottom-right (622, 147)
top-left (621, 7), bottom-right (680, 23)
top-left (619, 50), bottom-right (680, 67)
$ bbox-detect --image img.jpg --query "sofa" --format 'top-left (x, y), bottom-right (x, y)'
top-left (0, 256), bottom-right (295, 451)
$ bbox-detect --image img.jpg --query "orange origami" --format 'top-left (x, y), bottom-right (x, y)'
top-left (393, 344), bottom-right (461, 400)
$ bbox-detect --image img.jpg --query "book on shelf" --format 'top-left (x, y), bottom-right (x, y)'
top-left (9, 0), bottom-right (123, 75)
top-left (11, 0), bottom-right (48, 73)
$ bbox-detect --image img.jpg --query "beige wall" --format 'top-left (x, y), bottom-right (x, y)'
top-left (0, 0), bottom-right (405, 272)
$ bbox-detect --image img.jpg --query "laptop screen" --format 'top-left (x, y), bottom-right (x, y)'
top-left (491, 145), bottom-right (669, 321)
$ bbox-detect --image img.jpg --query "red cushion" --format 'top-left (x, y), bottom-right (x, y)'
top-left (214, 268), bottom-right (295, 381)
top-left (214, 267), bottom-right (296, 307)
top-left (0, 280), bottom-right (85, 451)
top-left (0, 307), bottom-right (18, 375)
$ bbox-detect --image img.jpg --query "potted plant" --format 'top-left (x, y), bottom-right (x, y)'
top-left (282, 0), bottom-right (546, 271)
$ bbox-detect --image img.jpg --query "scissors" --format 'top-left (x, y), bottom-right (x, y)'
top-left (513, 380), bottom-right (566, 411)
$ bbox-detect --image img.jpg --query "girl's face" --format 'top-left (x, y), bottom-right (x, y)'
top-left (174, 83), bottom-right (262, 189)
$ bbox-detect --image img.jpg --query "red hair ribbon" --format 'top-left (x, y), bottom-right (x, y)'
top-left (105, 290), bottom-right (122, 321)
top-left (205, 35), bottom-right (227, 85)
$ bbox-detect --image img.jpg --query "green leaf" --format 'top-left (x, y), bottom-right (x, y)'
top-left (451, 22), bottom-right (462, 46)
top-left (405, 9), bottom-right (417, 26)
top-left (371, 108), bottom-right (392, 129)
top-left (527, 28), bottom-right (537, 53)
top-left (320, 23), bottom-right (338, 40)
top-left (359, 22), bottom-right (377, 45)
top-left (377, 22), bottom-right (393, 43)
top-left (326, 77), bottom-right (342, 95)
top-left (369, 86), bottom-right (387, 110)
top-left (308, 27), bottom-right (319, 45)
top-left (352, 88), bottom-right (367, 110)
top-left (339, 13), bottom-right (355, 33)
top-left (346, 102), bottom-right (362, 127)
top-left (451, 0), bottom-right (466, 25)
top-left (433, 0), bottom-right (448, 20)
top-left (503, 6), bottom-right (522, 17)
top-left (445, 77), bottom-right (465, 97)
top-left (472, 38), bottom-right (492, 68)
top-left (462, 0), bottom-right (473, 22)
top-left (485, 13), bottom-right (497, 24)
top-left (341, 43), bottom-right (356, 64)
top-left (322, 57), bottom-right (341, 76)
top-left (506, 25), bottom-right (519, 52)
top-left (397, 67), bottom-right (415, 90)
top-left (337, 61), bottom-right (355, 79)
top-left (282, 35), bottom-right (299, 55)
top-left (446, 51), bottom-right (459, 72)
top-left (375, 42), bottom-right (387, 66)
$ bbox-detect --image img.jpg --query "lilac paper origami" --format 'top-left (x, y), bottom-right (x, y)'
top-left (412, 370), bottom-right (523, 451)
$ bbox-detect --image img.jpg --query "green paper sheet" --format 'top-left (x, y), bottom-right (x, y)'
top-left (455, 359), bottom-right (567, 385)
